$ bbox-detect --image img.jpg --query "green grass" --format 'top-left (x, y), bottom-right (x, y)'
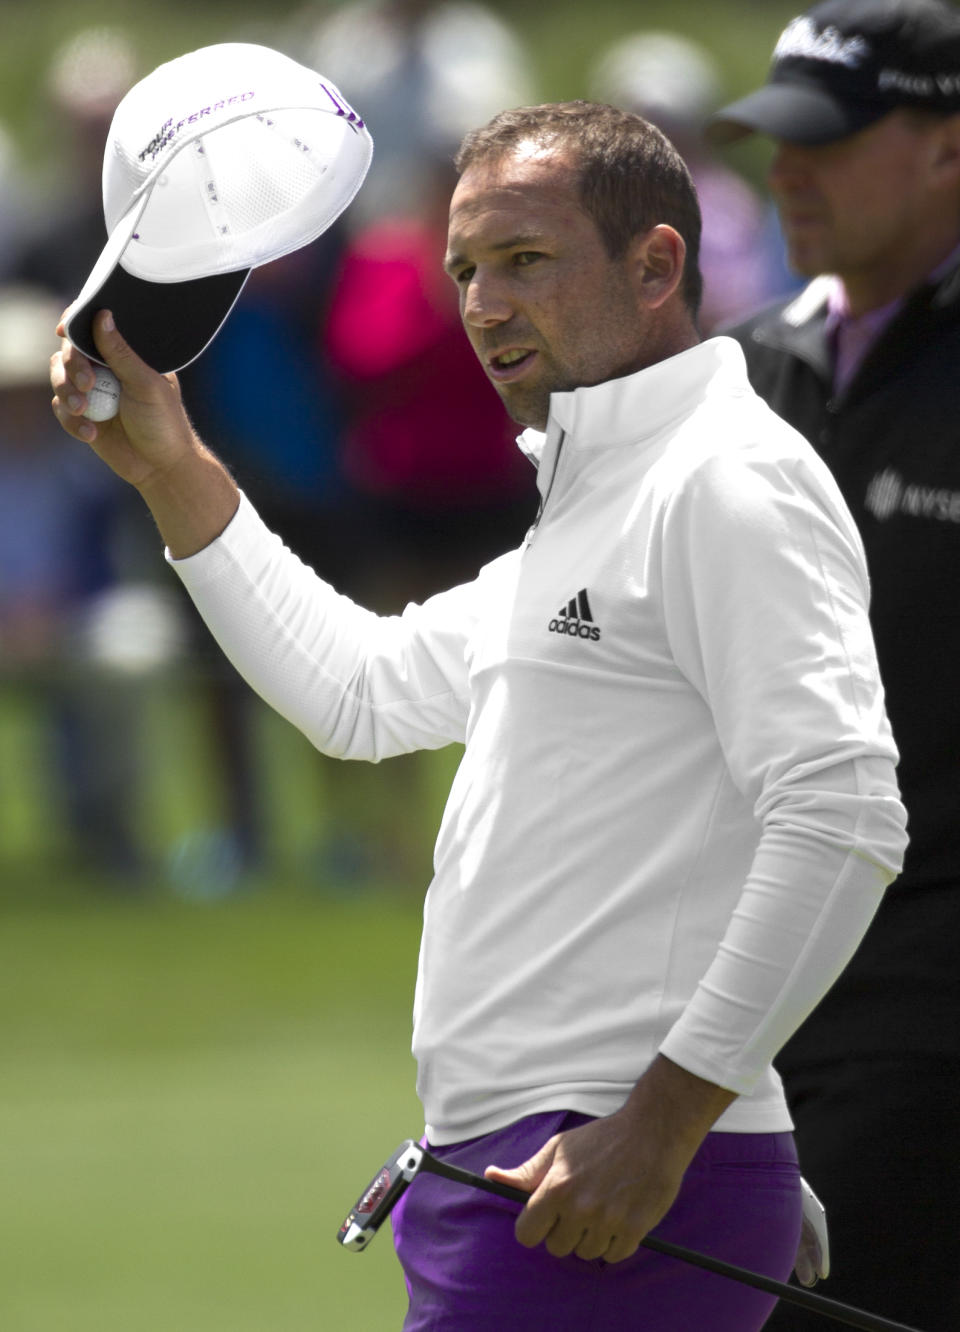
top-left (0, 882), bottom-right (427, 1331)
top-left (0, 669), bottom-right (461, 1329)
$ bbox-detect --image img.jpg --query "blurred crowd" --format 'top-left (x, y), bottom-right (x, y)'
top-left (0, 1), bottom-right (795, 894)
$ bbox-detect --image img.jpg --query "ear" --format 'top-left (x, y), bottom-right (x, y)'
top-left (930, 112), bottom-right (960, 185)
top-left (627, 224), bottom-right (687, 310)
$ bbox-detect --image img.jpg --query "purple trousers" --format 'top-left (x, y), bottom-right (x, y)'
top-left (391, 1111), bottom-right (801, 1331)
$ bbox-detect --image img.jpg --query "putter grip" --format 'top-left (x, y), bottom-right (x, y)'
top-left (418, 1152), bottom-right (528, 1203)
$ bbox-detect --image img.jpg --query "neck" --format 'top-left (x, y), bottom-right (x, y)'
top-left (841, 232), bottom-right (960, 317)
top-left (639, 310), bottom-right (701, 368)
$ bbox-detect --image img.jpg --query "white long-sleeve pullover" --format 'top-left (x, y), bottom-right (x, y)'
top-left (171, 338), bottom-right (908, 1143)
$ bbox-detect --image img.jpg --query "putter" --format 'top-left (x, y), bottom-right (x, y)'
top-left (337, 1139), bottom-right (926, 1332)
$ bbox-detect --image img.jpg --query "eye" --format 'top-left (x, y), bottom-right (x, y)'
top-left (452, 264), bottom-right (476, 284)
top-left (513, 251), bottom-right (543, 267)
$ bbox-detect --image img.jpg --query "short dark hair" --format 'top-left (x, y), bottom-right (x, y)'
top-left (454, 101), bottom-right (704, 318)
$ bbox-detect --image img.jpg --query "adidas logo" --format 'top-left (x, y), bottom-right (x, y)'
top-left (548, 589), bottom-right (601, 642)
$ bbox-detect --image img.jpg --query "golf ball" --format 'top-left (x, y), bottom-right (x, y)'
top-left (84, 366), bottom-right (121, 422)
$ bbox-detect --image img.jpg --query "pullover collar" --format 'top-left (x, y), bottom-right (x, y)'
top-left (517, 337), bottom-right (751, 473)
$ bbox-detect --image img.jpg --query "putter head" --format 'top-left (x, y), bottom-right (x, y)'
top-left (337, 1140), bottom-right (425, 1251)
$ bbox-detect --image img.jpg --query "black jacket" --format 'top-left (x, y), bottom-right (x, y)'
top-left (727, 269), bottom-right (960, 891)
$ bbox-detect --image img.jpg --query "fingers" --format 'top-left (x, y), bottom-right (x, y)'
top-left (488, 1141), bottom-right (564, 1253)
top-left (560, 1226), bottom-right (639, 1264)
top-left (53, 309), bottom-right (160, 402)
top-left (51, 308), bottom-right (184, 448)
top-left (51, 311), bottom-right (123, 439)
top-left (594, 1231), bottom-right (641, 1265)
top-left (485, 1136), bottom-right (557, 1195)
top-left (485, 1137), bottom-right (560, 1251)
top-left (89, 308), bottom-right (155, 389)
top-left (486, 1128), bottom-right (656, 1265)
top-left (50, 338), bottom-right (103, 442)
top-left (533, 1191), bottom-right (641, 1264)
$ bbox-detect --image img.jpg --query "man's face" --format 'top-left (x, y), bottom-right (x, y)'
top-left (767, 110), bottom-right (955, 299)
top-left (445, 146), bottom-right (650, 430)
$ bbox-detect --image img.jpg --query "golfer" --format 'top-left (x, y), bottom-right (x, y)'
top-left (50, 101), bottom-right (907, 1331)
top-left (710, 2), bottom-right (960, 1326)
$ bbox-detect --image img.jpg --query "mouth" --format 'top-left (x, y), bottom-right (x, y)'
top-left (486, 347), bottom-right (537, 382)
top-left (779, 209), bottom-right (825, 234)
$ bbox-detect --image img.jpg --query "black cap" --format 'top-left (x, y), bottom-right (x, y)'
top-left (707, 0), bottom-right (960, 146)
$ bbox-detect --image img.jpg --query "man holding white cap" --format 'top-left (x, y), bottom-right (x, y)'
top-left (61, 41), bottom-right (372, 378)
top-left (52, 51), bottom-right (909, 1328)
top-left (710, 2), bottom-right (960, 1327)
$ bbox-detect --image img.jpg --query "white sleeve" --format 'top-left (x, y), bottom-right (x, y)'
top-left (658, 436), bottom-right (908, 1093)
top-left (660, 829), bottom-right (893, 1093)
top-left (167, 492), bottom-right (480, 761)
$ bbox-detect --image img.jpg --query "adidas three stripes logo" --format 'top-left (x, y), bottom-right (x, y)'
top-left (548, 589), bottom-right (602, 642)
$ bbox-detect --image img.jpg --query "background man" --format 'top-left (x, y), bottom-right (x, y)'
top-left (50, 100), bottom-right (906, 1330)
top-left (710, 2), bottom-right (960, 1327)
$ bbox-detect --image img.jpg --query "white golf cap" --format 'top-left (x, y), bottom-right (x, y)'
top-left (65, 42), bottom-right (372, 373)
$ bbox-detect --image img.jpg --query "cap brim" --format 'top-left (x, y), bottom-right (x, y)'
top-left (64, 194), bottom-right (249, 375)
top-left (706, 81), bottom-right (888, 147)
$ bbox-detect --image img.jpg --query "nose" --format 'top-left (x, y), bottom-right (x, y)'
top-left (461, 268), bottom-right (513, 329)
top-left (767, 141), bottom-right (810, 191)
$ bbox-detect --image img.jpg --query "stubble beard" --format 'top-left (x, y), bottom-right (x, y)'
top-left (494, 350), bottom-right (601, 431)
top-left (496, 380), bottom-right (551, 431)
